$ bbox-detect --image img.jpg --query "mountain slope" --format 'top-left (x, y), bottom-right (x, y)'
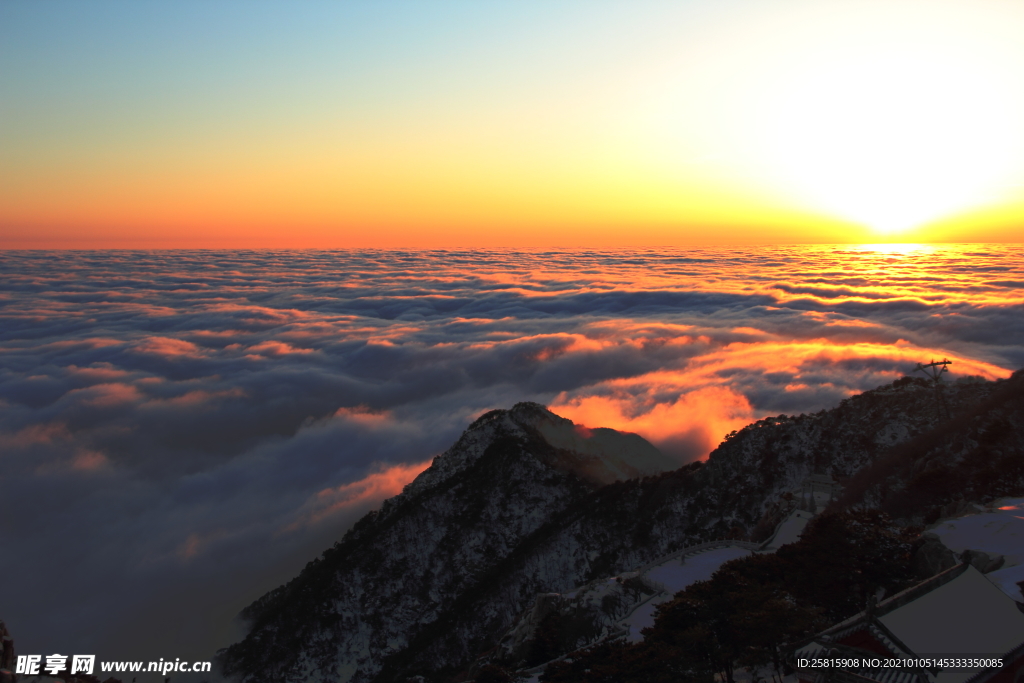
top-left (219, 403), bottom-right (672, 683)
top-left (220, 372), bottom-right (1024, 683)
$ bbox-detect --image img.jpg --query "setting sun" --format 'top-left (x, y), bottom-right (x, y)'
top-left (757, 8), bottom-right (1024, 235)
top-left (5, 1), bottom-right (1024, 247)
top-left (639, 1), bottom-right (1024, 242)
top-left (3, 1), bottom-right (1024, 673)
top-left (749, 4), bottom-right (1024, 236)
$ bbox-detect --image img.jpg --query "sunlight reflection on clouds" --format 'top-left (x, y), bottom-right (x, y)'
top-left (0, 244), bottom-right (1021, 661)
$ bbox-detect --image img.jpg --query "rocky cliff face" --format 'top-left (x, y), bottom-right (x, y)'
top-left (219, 403), bottom-right (674, 683)
top-left (220, 372), bottom-right (1024, 683)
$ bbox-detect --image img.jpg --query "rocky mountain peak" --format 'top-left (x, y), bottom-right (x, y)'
top-left (221, 402), bottom-right (670, 683)
top-left (220, 372), bottom-right (1024, 683)
top-left (397, 402), bottom-right (672, 504)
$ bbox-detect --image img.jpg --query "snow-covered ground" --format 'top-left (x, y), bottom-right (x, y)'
top-left (931, 497), bottom-right (1024, 600)
top-left (525, 498), bottom-right (1023, 677)
top-left (618, 516), bottom-right (814, 643)
top-left (762, 509), bottom-right (813, 550)
top-left (621, 594), bottom-right (672, 642)
top-left (619, 546), bottom-right (753, 641)
top-left (645, 546), bottom-right (752, 592)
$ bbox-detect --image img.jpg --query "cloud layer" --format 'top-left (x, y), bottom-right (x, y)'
top-left (1, 245), bottom-right (1021, 665)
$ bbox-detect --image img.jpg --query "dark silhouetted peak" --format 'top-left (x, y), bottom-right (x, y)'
top-left (509, 401), bottom-right (560, 422)
top-left (406, 403), bottom-right (674, 496)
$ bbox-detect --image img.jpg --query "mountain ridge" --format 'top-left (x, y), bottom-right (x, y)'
top-left (220, 370), bottom-right (1024, 683)
top-left (223, 402), bottom-right (664, 683)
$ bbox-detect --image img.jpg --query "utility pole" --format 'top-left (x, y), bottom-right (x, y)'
top-left (914, 358), bottom-right (952, 418)
top-left (915, 358), bottom-right (952, 382)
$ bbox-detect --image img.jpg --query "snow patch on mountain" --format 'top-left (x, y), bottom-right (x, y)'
top-left (931, 497), bottom-right (1024, 600)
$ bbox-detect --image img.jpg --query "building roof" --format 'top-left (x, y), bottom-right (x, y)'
top-left (795, 563), bottom-right (1024, 683)
top-left (877, 564), bottom-right (1024, 655)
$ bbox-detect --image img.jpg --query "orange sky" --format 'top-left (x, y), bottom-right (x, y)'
top-left (3, 1), bottom-right (1024, 248)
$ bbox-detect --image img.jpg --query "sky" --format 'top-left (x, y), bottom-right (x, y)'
top-left (3, 0), bottom-right (1024, 248)
top-left (1, 245), bottom-right (1022, 667)
top-left (3, 0), bottom-right (1024, 675)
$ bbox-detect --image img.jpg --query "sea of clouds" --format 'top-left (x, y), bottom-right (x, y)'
top-left (1, 245), bottom-right (1022, 665)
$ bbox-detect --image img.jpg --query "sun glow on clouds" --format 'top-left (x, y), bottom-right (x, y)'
top-left (286, 459), bottom-right (433, 532)
top-left (552, 386), bottom-right (754, 463)
top-left (1, 246), bottom-right (1022, 661)
top-left (550, 339), bottom-right (1009, 462)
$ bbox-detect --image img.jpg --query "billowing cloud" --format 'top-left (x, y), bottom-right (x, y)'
top-left (286, 459), bottom-right (433, 531)
top-left (551, 386), bottom-right (755, 463)
top-left (0, 245), bottom-right (1021, 668)
top-left (549, 338), bottom-right (1009, 462)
